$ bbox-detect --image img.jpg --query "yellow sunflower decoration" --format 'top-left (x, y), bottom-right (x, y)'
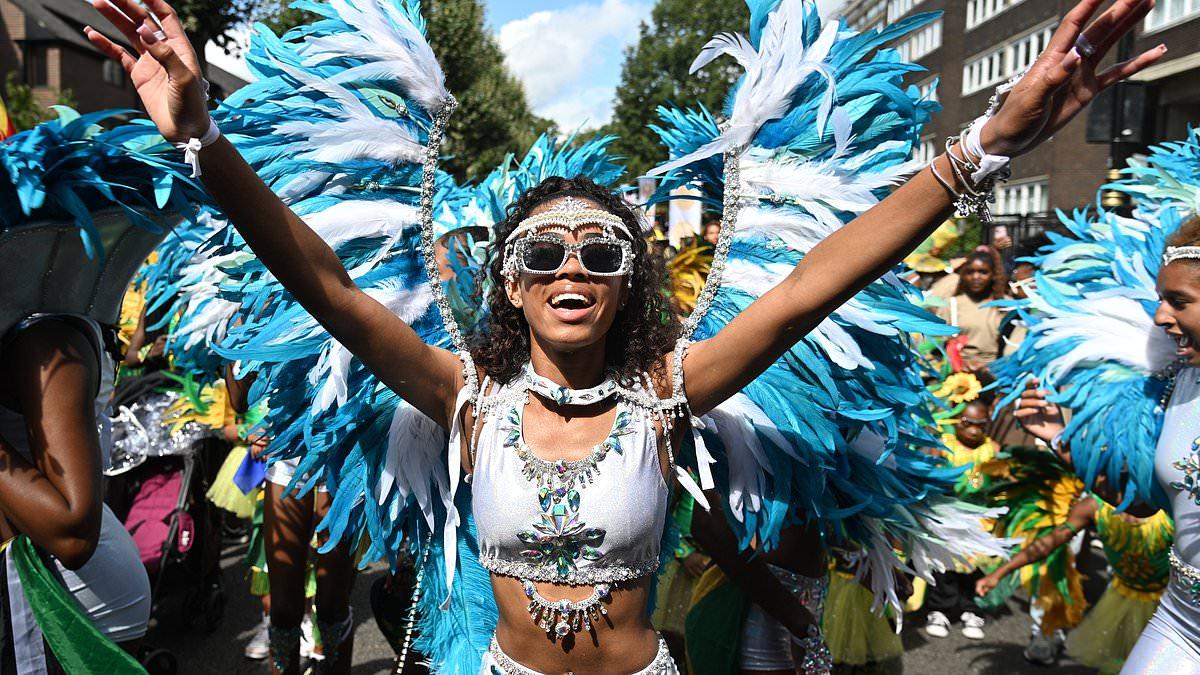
top-left (667, 240), bottom-right (713, 314)
top-left (933, 371), bottom-right (982, 405)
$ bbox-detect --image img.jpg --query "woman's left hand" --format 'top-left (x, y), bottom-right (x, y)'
top-left (981, 0), bottom-right (1166, 157)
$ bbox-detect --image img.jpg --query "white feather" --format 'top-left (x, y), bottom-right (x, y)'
top-left (299, 0), bottom-right (449, 113)
top-left (270, 56), bottom-right (426, 166)
top-left (309, 282), bottom-right (435, 414)
top-left (649, 0), bottom-right (838, 176)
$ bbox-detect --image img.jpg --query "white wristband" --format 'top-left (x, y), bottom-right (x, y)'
top-left (964, 117), bottom-right (1011, 184)
top-left (175, 118), bottom-right (221, 178)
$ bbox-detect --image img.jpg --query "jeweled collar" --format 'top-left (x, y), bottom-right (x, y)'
top-left (521, 361), bottom-right (618, 406)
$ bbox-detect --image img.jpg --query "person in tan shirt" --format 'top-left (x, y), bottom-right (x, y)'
top-left (936, 247), bottom-right (1009, 369)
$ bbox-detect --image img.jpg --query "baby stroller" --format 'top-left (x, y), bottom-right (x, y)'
top-left (104, 371), bottom-right (228, 673)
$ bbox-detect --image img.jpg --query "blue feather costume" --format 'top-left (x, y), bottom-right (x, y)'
top-left (990, 129), bottom-right (1200, 511)
top-left (648, 0), bottom-right (1012, 612)
top-left (145, 0), bottom-right (1022, 670)
top-left (0, 106), bottom-right (208, 338)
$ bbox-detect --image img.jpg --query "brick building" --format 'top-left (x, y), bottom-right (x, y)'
top-left (1, 0), bottom-right (245, 116)
top-left (841, 0), bottom-right (1200, 216)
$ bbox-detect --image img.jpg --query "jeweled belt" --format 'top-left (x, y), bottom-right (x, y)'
top-left (1168, 547), bottom-right (1200, 606)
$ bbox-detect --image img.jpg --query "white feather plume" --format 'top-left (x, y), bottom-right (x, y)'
top-left (299, 0), bottom-right (450, 114)
top-left (649, 0), bottom-right (839, 176)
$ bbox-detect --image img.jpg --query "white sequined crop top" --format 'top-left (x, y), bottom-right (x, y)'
top-left (471, 374), bottom-right (670, 586)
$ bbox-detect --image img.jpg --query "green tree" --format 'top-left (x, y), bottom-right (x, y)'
top-left (424, 0), bottom-right (554, 181)
top-left (605, 0), bottom-right (749, 178)
top-left (174, 0), bottom-right (267, 74)
top-left (3, 73), bottom-right (75, 131)
top-left (253, 0), bottom-right (316, 37)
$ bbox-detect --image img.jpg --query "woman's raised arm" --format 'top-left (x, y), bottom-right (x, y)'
top-left (84, 0), bottom-right (463, 426)
top-left (684, 0), bottom-right (1164, 415)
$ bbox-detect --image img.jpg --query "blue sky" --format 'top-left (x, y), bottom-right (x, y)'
top-left (488, 0), bottom-right (846, 131)
top-left (210, 1), bottom-right (847, 131)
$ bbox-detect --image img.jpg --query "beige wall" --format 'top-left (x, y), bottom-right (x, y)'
top-left (1, 0), bottom-right (25, 79)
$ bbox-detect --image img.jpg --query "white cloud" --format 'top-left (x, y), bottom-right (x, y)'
top-left (498, 0), bottom-right (651, 130)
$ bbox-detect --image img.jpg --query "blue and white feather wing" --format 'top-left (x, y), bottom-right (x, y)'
top-left (650, 0), bottom-right (1012, 612)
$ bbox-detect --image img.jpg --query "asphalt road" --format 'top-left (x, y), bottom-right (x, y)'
top-left (157, 540), bottom-right (1111, 674)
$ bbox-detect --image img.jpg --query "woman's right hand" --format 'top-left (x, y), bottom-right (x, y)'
top-left (975, 573), bottom-right (1002, 597)
top-left (84, 0), bottom-right (210, 142)
top-left (1013, 377), bottom-right (1066, 444)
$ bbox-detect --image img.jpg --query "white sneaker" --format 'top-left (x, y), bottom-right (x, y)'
top-left (244, 615), bottom-right (270, 660)
top-left (961, 611), bottom-right (986, 640)
top-left (925, 610), bottom-right (951, 638)
top-left (300, 614), bottom-right (315, 659)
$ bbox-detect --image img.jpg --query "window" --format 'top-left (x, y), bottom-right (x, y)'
top-left (102, 59), bottom-right (124, 87)
top-left (995, 178), bottom-right (1049, 216)
top-left (966, 0), bottom-right (1027, 30)
top-left (962, 23), bottom-right (1054, 95)
top-left (23, 45), bottom-right (48, 86)
top-left (850, 0), bottom-right (887, 30)
top-left (896, 19), bottom-right (941, 62)
top-left (915, 136), bottom-right (937, 165)
top-left (887, 0), bottom-right (922, 22)
top-left (1145, 0), bottom-right (1200, 31)
top-left (917, 76), bottom-right (939, 104)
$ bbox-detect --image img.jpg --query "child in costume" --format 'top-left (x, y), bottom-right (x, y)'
top-left (977, 494), bottom-right (1172, 673)
top-left (923, 398), bottom-right (1004, 640)
top-left (974, 445), bottom-right (1088, 664)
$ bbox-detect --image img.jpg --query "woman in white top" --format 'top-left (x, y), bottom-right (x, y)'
top-left (83, 0), bottom-right (1162, 671)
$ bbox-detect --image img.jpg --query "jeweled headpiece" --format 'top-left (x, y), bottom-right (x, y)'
top-left (1163, 246), bottom-right (1200, 266)
top-left (504, 196), bottom-right (634, 244)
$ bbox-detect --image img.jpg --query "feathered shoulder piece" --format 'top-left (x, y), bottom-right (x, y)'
top-left (0, 107), bottom-right (208, 337)
top-left (991, 129), bottom-right (1200, 511)
top-left (645, 0), bottom-right (1014, 614)
top-left (0, 107), bottom-right (205, 247)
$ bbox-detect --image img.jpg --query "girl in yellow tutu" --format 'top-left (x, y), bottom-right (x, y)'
top-left (977, 495), bottom-right (1173, 673)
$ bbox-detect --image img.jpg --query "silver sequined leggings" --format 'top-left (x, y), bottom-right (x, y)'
top-left (1121, 575), bottom-right (1200, 674)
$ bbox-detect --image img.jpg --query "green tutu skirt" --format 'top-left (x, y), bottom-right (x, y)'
top-left (1065, 581), bottom-right (1161, 674)
top-left (823, 571), bottom-right (903, 666)
top-left (652, 558), bottom-right (697, 635)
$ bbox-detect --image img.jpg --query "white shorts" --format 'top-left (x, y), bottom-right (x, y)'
top-left (265, 456), bottom-right (327, 493)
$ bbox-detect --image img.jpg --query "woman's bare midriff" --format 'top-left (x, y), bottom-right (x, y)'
top-left (491, 574), bottom-right (661, 675)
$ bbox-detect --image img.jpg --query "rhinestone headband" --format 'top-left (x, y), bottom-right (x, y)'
top-left (504, 197), bottom-right (634, 244)
top-left (1163, 246), bottom-right (1200, 266)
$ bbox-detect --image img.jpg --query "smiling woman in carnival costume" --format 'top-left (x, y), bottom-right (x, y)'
top-left (83, 0), bottom-right (1162, 672)
top-left (991, 124), bottom-right (1200, 671)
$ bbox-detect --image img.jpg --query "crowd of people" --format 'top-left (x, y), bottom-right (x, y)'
top-left (1, 0), bottom-right (1195, 674)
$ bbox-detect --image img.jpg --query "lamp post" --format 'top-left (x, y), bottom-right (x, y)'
top-left (1104, 32), bottom-right (1138, 216)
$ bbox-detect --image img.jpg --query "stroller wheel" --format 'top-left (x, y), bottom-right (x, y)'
top-left (200, 584), bottom-right (226, 634)
top-left (140, 648), bottom-right (178, 675)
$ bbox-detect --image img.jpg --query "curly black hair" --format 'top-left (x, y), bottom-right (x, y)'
top-left (953, 246), bottom-right (1009, 299)
top-left (470, 176), bottom-right (680, 385)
